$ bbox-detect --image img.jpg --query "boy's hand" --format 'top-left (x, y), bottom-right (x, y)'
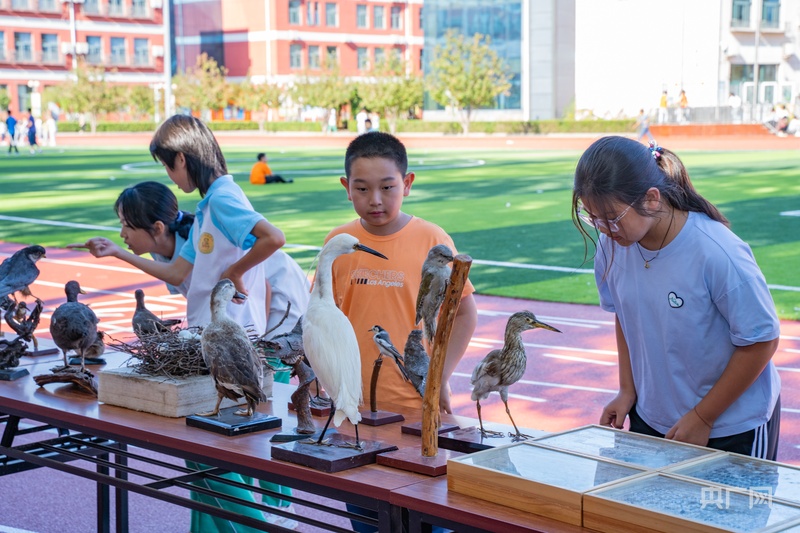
top-left (67, 237), bottom-right (122, 259)
top-left (439, 381), bottom-right (453, 414)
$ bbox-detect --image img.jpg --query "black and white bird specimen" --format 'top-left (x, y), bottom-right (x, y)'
top-left (303, 233), bottom-right (387, 448)
top-left (132, 289), bottom-right (181, 338)
top-left (198, 279), bottom-right (266, 417)
top-left (0, 245), bottom-right (46, 311)
top-left (470, 311), bottom-right (561, 440)
top-left (402, 329), bottom-right (430, 398)
top-left (415, 244), bottom-right (454, 344)
top-left (49, 280), bottom-right (99, 372)
top-left (369, 325), bottom-right (409, 382)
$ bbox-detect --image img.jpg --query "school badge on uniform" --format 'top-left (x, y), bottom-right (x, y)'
top-left (199, 232), bottom-right (214, 254)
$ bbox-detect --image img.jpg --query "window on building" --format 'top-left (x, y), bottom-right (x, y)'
top-left (11, 0), bottom-right (29, 10)
top-left (307, 1), bottom-right (319, 25)
top-left (290, 43), bottom-right (302, 69)
top-left (325, 45), bottom-right (337, 65)
top-left (357, 46), bottom-right (368, 70)
top-left (418, 6), bottom-right (423, 29)
top-left (17, 84), bottom-right (31, 113)
top-left (289, 0), bottom-right (301, 25)
top-left (108, 0), bottom-right (124, 16)
top-left (110, 36), bottom-right (126, 64)
top-left (325, 2), bottom-right (337, 26)
top-left (731, 0), bottom-right (751, 27)
top-left (356, 4), bottom-right (367, 28)
top-left (131, 0), bottom-right (147, 17)
top-left (38, 0), bottom-right (58, 12)
top-left (0, 32), bottom-right (4, 61)
top-left (14, 32), bottom-right (32, 62)
top-left (761, 0), bottom-right (779, 28)
top-left (308, 45), bottom-right (320, 69)
top-left (134, 38), bottom-right (149, 65)
top-left (373, 5), bottom-right (384, 29)
top-left (41, 33), bottom-right (58, 63)
top-left (374, 47), bottom-right (385, 66)
top-left (419, 48), bottom-right (423, 71)
top-left (391, 5), bottom-right (402, 29)
top-left (87, 35), bottom-right (102, 64)
top-left (83, 0), bottom-right (100, 14)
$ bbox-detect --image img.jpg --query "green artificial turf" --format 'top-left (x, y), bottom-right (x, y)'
top-left (1, 147), bottom-right (798, 319)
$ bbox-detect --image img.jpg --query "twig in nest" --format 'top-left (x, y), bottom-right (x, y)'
top-left (106, 327), bottom-right (207, 378)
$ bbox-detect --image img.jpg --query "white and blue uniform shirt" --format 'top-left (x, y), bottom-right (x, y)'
top-left (152, 232), bottom-right (190, 296)
top-left (595, 211), bottom-right (780, 438)
top-left (180, 175), bottom-right (267, 334)
top-left (264, 249), bottom-right (309, 337)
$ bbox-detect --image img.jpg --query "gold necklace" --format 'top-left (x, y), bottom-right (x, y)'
top-left (636, 209), bottom-right (675, 269)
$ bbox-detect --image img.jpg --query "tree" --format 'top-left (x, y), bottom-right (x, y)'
top-left (171, 53), bottom-right (230, 118)
top-left (358, 54), bottom-right (424, 134)
top-left (233, 77), bottom-right (284, 131)
top-left (292, 58), bottom-right (353, 125)
top-left (59, 60), bottom-right (125, 133)
top-left (0, 88), bottom-right (9, 111)
top-left (427, 30), bottom-right (512, 134)
top-left (127, 85), bottom-right (155, 120)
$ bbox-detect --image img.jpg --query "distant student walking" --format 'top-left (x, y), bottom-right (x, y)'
top-left (6, 110), bottom-right (18, 154)
top-left (634, 109), bottom-right (655, 143)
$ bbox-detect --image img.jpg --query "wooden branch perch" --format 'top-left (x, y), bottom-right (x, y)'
top-left (421, 254), bottom-right (472, 458)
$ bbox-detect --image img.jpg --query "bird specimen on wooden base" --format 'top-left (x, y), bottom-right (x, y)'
top-left (470, 311), bottom-right (561, 440)
top-left (0, 245), bottom-right (46, 315)
top-left (198, 279), bottom-right (266, 417)
top-left (402, 329), bottom-right (429, 398)
top-left (303, 233), bottom-right (387, 449)
top-left (132, 289), bottom-right (182, 338)
top-left (369, 325), bottom-right (410, 382)
top-left (49, 280), bottom-right (99, 372)
top-left (415, 244), bottom-right (454, 344)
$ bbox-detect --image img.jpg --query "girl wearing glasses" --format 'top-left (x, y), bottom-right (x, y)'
top-left (572, 136), bottom-right (780, 460)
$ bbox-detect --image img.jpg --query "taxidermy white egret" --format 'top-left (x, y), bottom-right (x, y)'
top-left (303, 233), bottom-right (387, 448)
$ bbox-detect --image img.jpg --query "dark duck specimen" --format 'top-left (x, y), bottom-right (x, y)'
top-left (197, 279), bottom-right (266, 417)
top-left (132, 289), bottom-right (182, 338)
top-left (403, 329), bottom-right (430, 398)
top-left (470, 311), bottom-right (561, 440)
top-left (415, 244), bottom-right (454, 344)
top-left (0, 245), bottom-right (47, 311)
top-left (49, 280), bottom-right (99, 372)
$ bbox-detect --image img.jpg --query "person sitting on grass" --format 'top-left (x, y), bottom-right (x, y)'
top-left (249, 152), bottom-right (293, 184)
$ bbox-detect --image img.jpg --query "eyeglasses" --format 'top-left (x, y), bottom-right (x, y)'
top-left (577, 202), bottom-right (634, 233)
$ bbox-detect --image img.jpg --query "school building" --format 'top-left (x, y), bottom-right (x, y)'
top-left (0, 0), bottom-right (167, 115)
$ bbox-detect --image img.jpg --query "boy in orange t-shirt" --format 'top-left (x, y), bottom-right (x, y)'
top-left (324, 131), bottom-right (478, 413)
top-left (249, 152), bottom-right (293, 184)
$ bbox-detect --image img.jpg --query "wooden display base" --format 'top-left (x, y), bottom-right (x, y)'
top-left (288, 401), bottom-right (331, 418)
top-left (69, 357), bottom-right (106, 366)
top-left (270, 427), bottom-right (334, 443)
top-left (358, 410), bottom-right (405, 426)
top-left (186, 407), bottom-right (282, 436)
top-left (438, 426), bottom-right (526, 453)
top-left (401, 421), bottom-right (460, 436)
top-left (23, 347), bottom-right (59, 357)
top-left (0, 367), bottom-right (29, 381)
top-left (271, 433), bottom-right (398, 473)
top-left (377, 445), bottom-right (465, 477)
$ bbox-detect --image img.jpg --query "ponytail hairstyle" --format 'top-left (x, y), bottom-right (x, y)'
top-left (572, 136), bottom-right (728, 264)
top-left (149, 114), bottom-right (228, 197)
top-left (114, 181), bottom-right (195, 240)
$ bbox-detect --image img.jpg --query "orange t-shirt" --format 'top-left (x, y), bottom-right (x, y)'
top-left (249, 161), bottom-right (272, 185)
top-left (325, 217), bottom-right (475, 409)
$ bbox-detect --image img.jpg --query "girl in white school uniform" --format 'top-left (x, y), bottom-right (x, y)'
top-left (572, 136), bottom-right (781, 461)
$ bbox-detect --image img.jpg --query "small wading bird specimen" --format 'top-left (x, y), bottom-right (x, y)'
top-left (303, 233), bottom-right (388, 449)
top-left (415, 244), bottom-right (454, 344)
top-left (0, 245), bottom-right (47, 315)
top-left (132, 289), bottom-right (182, 338)
top-left (402, 329), bottom-right (429, 398)
top-left (471, 311), bottom-right (561, 440)
top-left (198, 279), bottom-right (266, 417)
top-left (49, 280), bottom-right (100, 372)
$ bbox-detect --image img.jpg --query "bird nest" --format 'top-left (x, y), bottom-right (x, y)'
top-left (106, 328), bottom-right (208, 378)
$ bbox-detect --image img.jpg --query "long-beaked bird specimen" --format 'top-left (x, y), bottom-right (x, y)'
top-left (132, 289), bottom-right (182, 338)
top-left (0, 245), bottom-right (46, 311)
top-left (470, 311), bottom-right (561, 440)
top-left (415, 244), bottom-right (454, 344)
top-left (402, 329), bottom-right (430, 398)
top-left (198, 279), bottom-right (266, 417)
top-left (303, 233), bottom-right (388, 448)
top-left (49, 280), bottom-right (99, 372)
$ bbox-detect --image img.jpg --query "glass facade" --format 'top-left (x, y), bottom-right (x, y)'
top-left (87, 35), bottom-right (102, 64)
top-left (422, 0), bottom-right (522, 111)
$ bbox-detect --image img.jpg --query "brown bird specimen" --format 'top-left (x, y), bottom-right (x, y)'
top-left (470, 311), bottom-right (561, 440)
top-left (0, 245), bottom-right (46, 311)
top-left (197, 279), bottom-right (266, 417)
top-left (132, 289), bottom-right (182, 338)
top-left (49, 280), bottom-right (99, 372)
